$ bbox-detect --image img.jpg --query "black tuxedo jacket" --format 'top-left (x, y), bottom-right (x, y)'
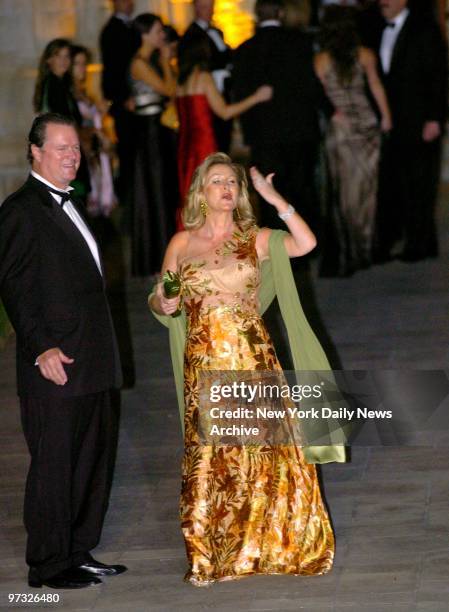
top-left (233, 26), bottom-right (333, 145)
top-left (182, 21), bottom-right (232, 72)
top-left (0, 175), bottom-right (122, 398)
top-left (377, 13), bottom-right (447, 141)
top-left (100, 15), bottom-right (140, 104)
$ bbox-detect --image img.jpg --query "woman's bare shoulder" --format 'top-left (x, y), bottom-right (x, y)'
top-left (170, 230), bottom-right (190, 250)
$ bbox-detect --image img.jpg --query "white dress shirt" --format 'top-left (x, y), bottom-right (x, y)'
top-left (31, 171), bottom-right (102, 276)
top-left (380, 8), bottom-right (410, 74)
top-left (258, 19), bottom-right (281, 28)
top-left (114, 12), bottom-right (133, 25)
top-left (195, 18), bottom-right (227, 52)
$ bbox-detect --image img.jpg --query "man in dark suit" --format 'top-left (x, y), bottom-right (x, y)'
top-left (233, 0), bottom-right (334, 230)
top-left (182, 0), bottom-right (233, 151)
top-left (100, 0), bottom-right (139, 208)
top-left (374, 0), bottom-right (447, 262)
top-left (0, 114), bottom-right (126, 589)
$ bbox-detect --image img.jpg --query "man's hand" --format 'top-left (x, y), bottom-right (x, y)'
top-left (422, 121), bottom-right (441, 142)
top-left (36, 348), bottom-right (74, 385)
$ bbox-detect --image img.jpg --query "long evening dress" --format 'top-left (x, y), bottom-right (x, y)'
top-left (320, 61), bottom-right (380, 276)
top-left (179, 225), bottom-right (334, 585)
top-left (130, 74), bottom-right (177, 276)
top-left (176, 95), bottom-right (217, 228)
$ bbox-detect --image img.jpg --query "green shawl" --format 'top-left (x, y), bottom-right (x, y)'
top-left (150, 230), bottom-right (347, 464)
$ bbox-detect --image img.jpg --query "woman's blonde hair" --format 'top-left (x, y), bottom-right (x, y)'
top-left (181, 152), bottom-right (256, 230)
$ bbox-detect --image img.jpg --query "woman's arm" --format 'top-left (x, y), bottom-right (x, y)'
top-left (252, 167), bottom-right (317, 259)
top-left (148, 232), bottom-right (187, 315)
top-left (360, 47), bottom-right (392, 132)
top-left (131, 52), bottom-right (176, 98)
top-left (313, 51), bottom-right (329, 84)
top-left (202, 72), bottom-right (272, 120)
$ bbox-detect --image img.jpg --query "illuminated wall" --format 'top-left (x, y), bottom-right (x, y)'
top-left (143, 0), bottom-right (256, 47)
top-left (212, 0), bottom-right (255, 48)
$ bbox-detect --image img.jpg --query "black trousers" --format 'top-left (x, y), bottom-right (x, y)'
top-left (375, 132), bottom-right (441, 258)
top-left (251, 139), bottom-right (320, 233)
top-left (20, 391), bottom-right (117, 579)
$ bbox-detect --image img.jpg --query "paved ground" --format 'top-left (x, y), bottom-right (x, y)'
top-left (0, 195), bottom-right (448, 611)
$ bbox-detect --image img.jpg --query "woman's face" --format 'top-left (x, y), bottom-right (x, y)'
top-left (46, 46), bottom-right (71, 77)
top-left (145, 20), bottom-right (165, 49)
top-left (72, 52), bottom-right (87, 83)
top-left (203, 164), bottom-right (239, 213)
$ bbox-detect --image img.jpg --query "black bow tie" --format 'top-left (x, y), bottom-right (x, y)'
top-left (47, 186), bottom-right (71, 207)
top-left (386, 21), bottom-right (396, 29)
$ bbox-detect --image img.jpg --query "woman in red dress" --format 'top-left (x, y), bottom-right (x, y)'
top-left (175, 36), bottom-right (272, 228)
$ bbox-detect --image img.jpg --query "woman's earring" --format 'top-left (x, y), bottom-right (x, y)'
top-left (200, 200), bottom-right (208, 218)
top-left (234, 206), bottom-right (242, 220)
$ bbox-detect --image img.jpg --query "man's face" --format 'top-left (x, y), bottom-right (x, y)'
top-left (32, 123), bottom-right (80, 189)
top-left (114, 0), bottom-right (134, 16)
top-left (194, 0), bottom-right (214, 23)
top-left (379, 0), bottom-right (408, 20)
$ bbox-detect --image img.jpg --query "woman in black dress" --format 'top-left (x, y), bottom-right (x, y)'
top-left (33, 39), bottom-right (80, 119)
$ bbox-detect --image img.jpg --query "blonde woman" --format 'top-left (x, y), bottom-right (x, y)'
top-left (150, 153), bottom-right (337, 586)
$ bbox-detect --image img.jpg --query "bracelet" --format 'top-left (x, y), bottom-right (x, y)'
top-left (278, 204), bottom-right (295, 220)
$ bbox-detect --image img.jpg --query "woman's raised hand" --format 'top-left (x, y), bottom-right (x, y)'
top-left (255, 85), bottom-right (273, 103)
top-left (250, 166), bottom-right (283, 207)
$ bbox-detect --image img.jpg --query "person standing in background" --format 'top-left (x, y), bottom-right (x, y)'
top-left (233, 0), bottom-right (335, 231)
top-left (71, 45), bottom-right (117, 219)
top-left (33, 38), bottom-right (90, 200)
top-left (33, 39), bottom-right (80, 121)
top-left (315, 6), bottom-right (392, 276)
top-left (100, 0), bottom-right (139, 211)
top-left (373, 0), bottom-right (447, 262)
top-left (175, 34), bottom-right (272, 227)
top-left (181, 0), bottom-right (233, 152)
top-left (129, 13), bottom-right (178, 277)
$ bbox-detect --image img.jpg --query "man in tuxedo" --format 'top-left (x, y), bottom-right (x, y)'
top-left (100, 0), bottom-right (139, 208)
top-left (233, 0), bottom-right (334, 230)
top-left (374, 0), bottom-right (447, 262)
top-left (182, 0), bottom-right (233, 151)
top-left (0, 114), bottom-right (125, 589)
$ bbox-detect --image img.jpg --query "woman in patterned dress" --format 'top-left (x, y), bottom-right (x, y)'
top-left (314, 6), bottom-right (392, 276)
top-left (150, 153), bottom-right (334, 586)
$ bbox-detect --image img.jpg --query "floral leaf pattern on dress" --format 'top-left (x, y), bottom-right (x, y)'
top-left (179, 225), bottom-right (334, 585)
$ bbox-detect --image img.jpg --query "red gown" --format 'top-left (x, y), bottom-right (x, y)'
top-left (176, 95), bottom-right (217, 229)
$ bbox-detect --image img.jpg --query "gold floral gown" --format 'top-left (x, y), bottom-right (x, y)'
top-left (179, 226), bottom-right (334, 585)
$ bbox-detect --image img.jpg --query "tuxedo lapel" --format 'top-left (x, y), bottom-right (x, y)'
top-left (27, 176), bottom-right (104, 281)
top-left (70, 196), bottom-right (106, 279)
top-left (389, 16), bottom-right (410, 76)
